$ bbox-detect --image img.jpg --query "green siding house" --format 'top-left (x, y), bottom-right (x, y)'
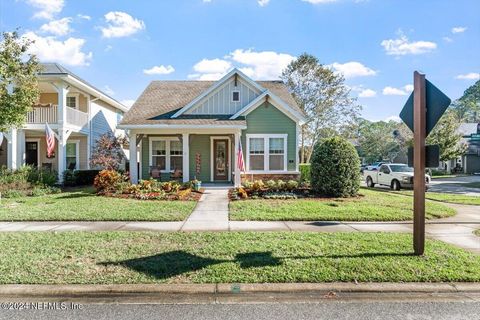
top-left (119, 69), bottom-right (306, 187)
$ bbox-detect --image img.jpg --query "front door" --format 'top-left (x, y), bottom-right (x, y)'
top-left (214, 139), bottom-right (229, 181)
top-left (25, 141), bottom-right (38, 167)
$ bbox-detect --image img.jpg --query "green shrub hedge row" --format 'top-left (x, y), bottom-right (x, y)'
top-left (63, 169), bottom-right (101, 186)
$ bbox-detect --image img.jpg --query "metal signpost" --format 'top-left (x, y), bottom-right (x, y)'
top-left (399, 71), bottom-right (451, 255)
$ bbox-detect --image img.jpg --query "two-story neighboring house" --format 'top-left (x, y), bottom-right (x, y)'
top-left (0, 63), bottom-right (128, 181)
top-left (119, 68), bottom-right (306, 187)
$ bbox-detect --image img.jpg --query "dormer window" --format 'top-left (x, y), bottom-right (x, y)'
top-left (232, 91), bottom-right (240, 102)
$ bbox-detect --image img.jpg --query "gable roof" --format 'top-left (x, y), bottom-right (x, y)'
top-left (120, 72), bottom-right (305, 127)
top-left (38, 63), bottom-right (128, 112)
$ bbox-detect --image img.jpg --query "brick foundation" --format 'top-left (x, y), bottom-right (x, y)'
top-left (241, 173), bottom-right (300, 183)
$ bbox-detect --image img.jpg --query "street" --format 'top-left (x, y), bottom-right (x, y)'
top-left (1, 300), bottom-right (479, 320)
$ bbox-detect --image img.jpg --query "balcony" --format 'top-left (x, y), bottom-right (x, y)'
top-left (26, 104), bottom-right (88, 128)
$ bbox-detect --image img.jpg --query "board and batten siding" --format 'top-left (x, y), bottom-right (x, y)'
top-left (241, 102), bottom-right (297, 171)
top-left (186, 77), bottom-right (261, 115)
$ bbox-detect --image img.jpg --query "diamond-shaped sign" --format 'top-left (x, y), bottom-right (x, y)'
top-left (399, 79), bottom-right (451, 136)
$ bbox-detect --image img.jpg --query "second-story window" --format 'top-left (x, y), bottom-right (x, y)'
top-left (66, 96), bottom-right (77, 109)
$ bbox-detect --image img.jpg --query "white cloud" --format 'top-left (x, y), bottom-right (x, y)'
top-left (40, 17), bottom-right (72, 36)
top-left (104, 45), bottom-right (113, 52)
top-left (22, 31), bottom-right (92, 66)
top-left (77, 14), bottom-right (91, 20)
top-left (455, 73), bottom-right (480, 80)
top-left (103, 85), bottom-right (115, 96)
top-left (451, 26), bottom-right (467, 34)
top-left (188, 49), bottom-right (295, 80)
top-left (443, 36), bottom-right (453, 43)
top-left (101, 11), bottom-right (145, 38)
top-left (26, 0), bottom-right (64, 20)
top-left (381, 34), bottom-right (437, 56)
top-left (330, 61), bottom-right (376, 78)
top-left (229, 49), bottom-right (295, 79)
top-left (121, 99), bottom-right (135, 108)
top-left (203, 0), bottom-right (212, 2)
top-left (143, 65), bottom-right (175, 75)
top-left (382, 84), bottom-right (413, 96)
top-left (258, 0), bottom-right (270, 6)
top-left (302, 0), bottom-right (338, 3)
top-left (358, 89), bottom-right (377, 98)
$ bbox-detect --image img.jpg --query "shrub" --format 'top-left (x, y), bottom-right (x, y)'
top-left (27, 167), bottom-right (57, 186)
top-left (299, 164), bottom-right (311, 182)
top-left (63, 170), bottom-right (76, 186)
top-left (265, 180), bottom-right (277, 191)
top-left (286, 180), bottom-right (299, 191)
top-left (310, 137), bottom-right (360, 197)
top-left (276, 179), bottom-right (286, 191)
top-left (237, 187), bottom-right (248, 199)
top-left (242, 181), bottom-right (253, 189)
top-left (93, 170), bottom-right (122, 193)
top-left (251, 180), bottom-right (264, 191)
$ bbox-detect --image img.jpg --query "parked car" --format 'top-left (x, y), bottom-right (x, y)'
top-left (364, 163), bottom-right (430, 191)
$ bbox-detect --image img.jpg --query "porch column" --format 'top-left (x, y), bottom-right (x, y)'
top-left (86, 94), bottom-right (91, 169)
top-left (182, 133), bottom-right (189, 182)
top-left (129, 133), bottom-right (138, 184)
top-left (17, 129), bottom-right (25, 166)
top-left (55, 82), bottom-right (68, 126)
top-left (234, 131), bottom-right (241, 187)
top-left (57, 129), bottom-right (68, 182)
top-left (6, 129), bottom-right (18, 170)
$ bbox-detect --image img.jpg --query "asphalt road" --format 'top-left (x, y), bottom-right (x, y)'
top-left (1, 301), bottom-right (479, 320)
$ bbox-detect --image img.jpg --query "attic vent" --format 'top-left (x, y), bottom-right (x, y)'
top-left (232, 91), bottom-right (240, 102)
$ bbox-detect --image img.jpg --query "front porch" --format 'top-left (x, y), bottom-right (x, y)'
top-left (129, 129), bottom-right (242, 187)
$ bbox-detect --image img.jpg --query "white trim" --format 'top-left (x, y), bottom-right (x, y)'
top-left (295, 122), bottom-right (300, 172)
top-left (245, 134), bottom-right (288, 173)
top-left (230, 92), bottom-right (306, 124)
top-left (138, 138), bottom-right (142, 181)
top-left (25, 138), bottom-right (41, 167)
top-left (65, 139), bottom-right (80, 170)
top-left (148, 137), bottom-right (182, 173)
top-left (118, 124), bottom-right (247, 130)
top-left (210, 136), bottom-right (232, 182)
top-left (172, 68), bottom-right (265, 118)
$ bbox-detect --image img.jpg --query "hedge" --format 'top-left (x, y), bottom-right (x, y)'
top-left (299, 164), bottom-right (311, 182)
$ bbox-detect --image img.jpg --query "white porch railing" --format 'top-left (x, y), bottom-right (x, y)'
top-left (26, 105), bottom-right (58, 124)
top-left (66, 106), bottom-right (88, 128)
top-left (26, 105), bottom-right (88, 128)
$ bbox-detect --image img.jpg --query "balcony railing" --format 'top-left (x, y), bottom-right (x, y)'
top-left (26, 104), bottom-right (58, 124)
top-left (26, 105), bottom-right (88, 128)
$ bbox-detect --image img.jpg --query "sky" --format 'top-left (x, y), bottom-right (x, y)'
top-left (0, 0), bottom-right (479, 121)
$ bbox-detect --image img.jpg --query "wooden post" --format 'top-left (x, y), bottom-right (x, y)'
top-left (413, 71), bottom-right (426, 255)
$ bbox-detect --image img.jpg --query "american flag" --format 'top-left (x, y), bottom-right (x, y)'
top-left (45, 123), bottom-right (56, 157)
top-left (237, 139), bottom-right (245, 172)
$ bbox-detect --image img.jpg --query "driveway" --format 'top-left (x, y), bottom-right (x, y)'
top-left (429, 175), bottom-right (480, 196)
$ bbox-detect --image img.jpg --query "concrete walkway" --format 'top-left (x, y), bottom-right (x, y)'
top-left (180, 188), bottom-right (229, 231)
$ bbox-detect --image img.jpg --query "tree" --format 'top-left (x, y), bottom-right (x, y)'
top-left (451, 80), bottom-right (480, 122)
top-left (281, 53), bottom-right (361, 163)
top-left (90, 133), bottom-right (126, 170)
top-left (355, 119), bottom-right (412, 164)
top-left (0, 31), bottom-right (41, 131)
top-left (427, 111), bottom-right (467, 161)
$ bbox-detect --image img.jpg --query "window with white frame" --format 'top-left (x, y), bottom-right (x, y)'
top-left (150, 138), bottom-right (183, 172)
top-left (66, 142), bottom-right (79, 170)
top-left (66, 96), bottom-right (77, 109)
top-left (247, 134), bottom-right (287, 172)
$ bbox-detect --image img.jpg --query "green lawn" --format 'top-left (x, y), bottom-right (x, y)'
top-left (0, 232), bottom-right (478, 284)
top-left (0, 188), bottom-right (196, 221)
top-left (396, 190), bottom-right (480, 205)
top-left (230, 189), bottom-right (455, 221)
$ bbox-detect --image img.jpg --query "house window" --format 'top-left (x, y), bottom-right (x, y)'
top-left (170, 140), bottom-right (183, 171)
top-left (66, 142), bottom-right (78, 170)
top-left (269, 138), bottom-right (285, 171)
top-left (150, 138), bottom-right (183, 172)
top-left (66, 96), bottom-right (77, 109)
top-left (247, 134), bottom-right (287, 172)
top-left (151, 140), bottom-right (166, 170)
top-left (249, 138), bottom-right (264, 170)
top-left (232, 91), bottom-right (240, 102)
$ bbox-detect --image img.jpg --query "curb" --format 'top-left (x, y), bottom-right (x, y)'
top-left (0, 282), bottom-right (479, 297)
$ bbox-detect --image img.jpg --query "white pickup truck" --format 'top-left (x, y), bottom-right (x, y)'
top-left (364, 163), bottom-right (430, 191)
